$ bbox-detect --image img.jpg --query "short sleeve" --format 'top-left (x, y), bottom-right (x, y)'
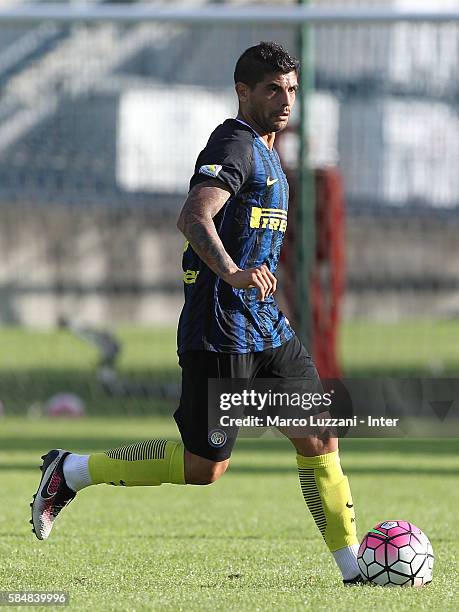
top-left (189, 122), bottom-right (254, 196)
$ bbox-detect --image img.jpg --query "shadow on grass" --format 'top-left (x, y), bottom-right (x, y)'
top-left (229, 465), bottom-right (459, 476)
top-left (0, 436), bottom-right (178, 453)
top-left (1, 462), bottom-right (457, 477)
top-left (237, 438), bottom-right (459, 456)
top-left (0, 434), bottom-right (458, 456)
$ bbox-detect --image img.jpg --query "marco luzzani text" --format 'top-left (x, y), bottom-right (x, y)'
top-left (217, 389), bottom-right (399, 428)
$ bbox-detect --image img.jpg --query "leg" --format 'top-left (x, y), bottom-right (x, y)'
top-left (71, 444), bottom-right (230, 488)
top-left (86, 348), bottom-right (235, 489)
top-left (31, 438), bottom-right (188, 540)
top-left (262, 336), bottom-right (360, 582)
top-left (31, 349), bottom-right (236, 541)
top-left (287, 418), bottom-right (338, 457)
top-left (282, 422), bottom-right (360, 582)
top-left (31, 438), bottom-right (231, 540)
top-left (185, 450), bottom-right (230, 485)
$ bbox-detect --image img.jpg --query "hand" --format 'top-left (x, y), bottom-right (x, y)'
top-left (223, 265), bottom-right (277, 301)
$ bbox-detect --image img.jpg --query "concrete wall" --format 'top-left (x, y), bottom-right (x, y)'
top-left (0, 206), bottom-right (458, 327)
top-left (344, 214), bottom-right (459, 321)
top-left (0, 206), bottom-right (183, 327)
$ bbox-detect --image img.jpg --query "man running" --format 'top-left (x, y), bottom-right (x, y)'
top-left (31, 42), bottom-right (361, 585)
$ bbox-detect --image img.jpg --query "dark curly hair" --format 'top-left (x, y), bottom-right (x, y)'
top-left (234, 41), bottom-right (300, 88)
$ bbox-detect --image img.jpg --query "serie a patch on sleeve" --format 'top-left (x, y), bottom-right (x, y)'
top-left (198, 164), bottom-right (222, 178)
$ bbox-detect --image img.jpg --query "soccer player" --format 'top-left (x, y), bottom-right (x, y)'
top-left (31, 42), bottom-right (362, 584)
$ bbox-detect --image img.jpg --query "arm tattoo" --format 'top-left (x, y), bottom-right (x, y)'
top-left (177, 183), bottom-right (238, 278)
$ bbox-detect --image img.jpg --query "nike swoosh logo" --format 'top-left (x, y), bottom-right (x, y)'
top-left (41, 485), bottom-right (56, 500)
top-left (346, 502), bottom-right (354, 508)
top-left (41, 464), bottom-right (61, 500)
top-left (267, 177), bottom-right (278, 186)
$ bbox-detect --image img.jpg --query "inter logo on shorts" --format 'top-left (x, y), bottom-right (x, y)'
top-left (208, 429), bottom-right (227, 447)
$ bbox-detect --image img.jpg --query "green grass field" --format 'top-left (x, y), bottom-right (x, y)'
top-left (0, 324), bottom-right (458, 610)
top-left (1, 320), bottom-right (459, 417)
top-left (1, 419), bottom-right (458, 611)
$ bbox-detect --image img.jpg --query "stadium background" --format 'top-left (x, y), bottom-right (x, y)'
top-left (1, 0), bottom-right (459, 416)
top-left (0, 2), bottom-right (458, 611)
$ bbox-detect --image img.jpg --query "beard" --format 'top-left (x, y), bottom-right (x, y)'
top-left (268, 117), bottom-right (289, 133)
top-left (255, 109), bottom-right (289, 133)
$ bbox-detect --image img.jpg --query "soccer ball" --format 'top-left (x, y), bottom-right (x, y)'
top-left (358, 520), bottom-right (434, 586)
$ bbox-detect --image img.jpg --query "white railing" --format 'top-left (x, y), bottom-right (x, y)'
top-left (2, 4), bottom-right (459, 25)
top-left (0, 20), bottom-right (183, 153)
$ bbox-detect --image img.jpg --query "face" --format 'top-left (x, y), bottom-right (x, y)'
top-left (236, 70), bottom-right (298, 133)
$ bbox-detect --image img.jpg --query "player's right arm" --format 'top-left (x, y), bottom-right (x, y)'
top-left (177, 180), bottom-right (276, 300)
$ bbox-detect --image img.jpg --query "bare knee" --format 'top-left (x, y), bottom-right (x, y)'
top-left (285, 414), bottom-right (339, 456)
top-left (291, 432), bottom-right (338, 457)
top-left (277, 416), bottom-right (338, 456)
top-left (184, 450), bottom-right (230, 485)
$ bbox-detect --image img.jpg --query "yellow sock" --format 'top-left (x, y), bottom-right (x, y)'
top-left (89, 440), bottom-right (185, 486)
top-left (297, 450), bottom-right (358, 552)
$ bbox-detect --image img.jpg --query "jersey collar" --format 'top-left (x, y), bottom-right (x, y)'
top-left (234, 118), bottom-right (271, 150)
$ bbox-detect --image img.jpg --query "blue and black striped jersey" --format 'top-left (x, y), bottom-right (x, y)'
top-left (177, 118), bottom-right (294, 354)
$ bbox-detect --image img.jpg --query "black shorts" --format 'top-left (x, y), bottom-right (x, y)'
top-left (174, 335), bottom-right (321, 462)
